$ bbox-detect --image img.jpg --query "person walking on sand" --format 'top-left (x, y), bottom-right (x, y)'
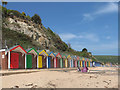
top-left (77, 66), bottom-right (81, 72)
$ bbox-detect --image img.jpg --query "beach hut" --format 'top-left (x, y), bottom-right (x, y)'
top-left (94, 61), bottom-right (102, 67)
top-left (90, 59), bottom-right (93, 67)
top-left (61, 54), bottom-right (67, 68)
top-left (67, 55), bottom-right (72, 68)
top-left (79, 57), bottom-right (82, 67)
top-left (0, 49), bottom-right (7, 70)
top-left (72, 56), bottom-right (77, 68)
top-left (48, 52), bottom-right (56, 68)
top-left (88, 58), bottom-right (91, 67)
top-left (87, 58), bottom-right (89, 67)
top-left (1, 45), bottom-right (27, 69)
top-left (82, 57), bottom-right (85, 67)
top-left (26, 48), bottom-right (39, 69)
top-left (84, 58), bottom-right (87, 67)
top-left (77, 56), bottom-right (80, 67)
top-left (37, 50), bottom-right (48, 68)
top-left (55, 53), bottom-right (62, 68)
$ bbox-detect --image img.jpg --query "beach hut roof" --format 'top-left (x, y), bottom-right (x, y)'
top-left (26, 48), bottom-right (39, 55)
top-left (48, 52), bottom-right (56, 57)
top-left (82, 57), bottom-right (85, 60)
top-left (67, 55), bottom-right (72, 59)
top-left (7, 45), bottom-right (27, 54)
top-left (76, 56), bottom-right (80, 60)
top-left (37, 50), bottom-right (48, 56)
top-left (60, 53), bottom-right (67, 58)
top-left (56, 53), bottom-right (62, 58)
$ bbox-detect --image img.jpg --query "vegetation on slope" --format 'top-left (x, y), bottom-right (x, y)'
top-left (94, 55), bottom-right (118, 64)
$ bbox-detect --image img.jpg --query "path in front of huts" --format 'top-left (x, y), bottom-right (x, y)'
top-left (1, 67), bottom-right (118, 88)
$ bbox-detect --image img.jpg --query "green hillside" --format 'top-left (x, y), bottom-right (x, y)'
top-left (94, 55), bottom-right (118, 64)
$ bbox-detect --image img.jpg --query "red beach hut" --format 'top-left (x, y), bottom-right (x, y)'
top-left (1, 45), bottom-right (27, 69)
top-left (55, 53), bottom-right (62, 68)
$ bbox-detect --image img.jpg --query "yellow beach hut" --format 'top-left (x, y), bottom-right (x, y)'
top-left (37, 50), bottom-right (48, 69)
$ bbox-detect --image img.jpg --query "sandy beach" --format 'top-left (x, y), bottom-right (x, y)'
top-left (1, 67), bottom-right (118, 88)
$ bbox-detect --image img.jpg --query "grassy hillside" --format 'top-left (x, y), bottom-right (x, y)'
top-left (94, 55), bottom-right (118, 64)
top-left (2, 27), bottom-right (44, 50)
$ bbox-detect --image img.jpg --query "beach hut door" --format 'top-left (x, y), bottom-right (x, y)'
top-left (10, 53), bottom-right (19, 69)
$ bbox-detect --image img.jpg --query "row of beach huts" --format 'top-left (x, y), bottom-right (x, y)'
top-left (0, 45), bottom-right (96, 70)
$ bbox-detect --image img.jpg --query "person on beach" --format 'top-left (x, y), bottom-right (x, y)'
top-left (77, 66), bottom-right (81, 72)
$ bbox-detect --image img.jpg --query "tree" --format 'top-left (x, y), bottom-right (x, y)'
top-left (31, 14), bottom-right (41, 24)
top-left (82, 48), bottom-right (88, 52)
top-left (2, 0), bottom-right (8, 7)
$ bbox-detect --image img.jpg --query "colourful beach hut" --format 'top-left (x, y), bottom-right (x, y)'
top-left (55, 53), bottom-right (62, 68)
top-left (61, 54), bottom-right (67, 68)
top-left (79, 57), bottom-right (82, 67)
top-left (90, 59), bottom-right (93, 67)
top-left (37, 50), bottom-right (48, 68)
top-left (26, 48), bottom-right (39, 69)
top-left (67, 55), bottom-right (72, 68)
top-left (6, 45), bottom-right (27, 69)
top-left (82, 57), bottom-right (85, 67)
top-left (0, 49), bottom-right (8, 70)
top-left (88, 58), bottom-right (91, 67)
top-left (48, 52), bottom-right (56, 68)
top-left (77, 56), bottom-right (80, 67)
top-left (84, 58), bottom-right (87, 67)
top-left (73, 56), bottom-right (77, 67)
top-left (86, 58), bottom-right (89, 67)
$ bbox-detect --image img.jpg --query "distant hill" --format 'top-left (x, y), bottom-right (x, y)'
top-left (94, 55), bottom-right (118, 64)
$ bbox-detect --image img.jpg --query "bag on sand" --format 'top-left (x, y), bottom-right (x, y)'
top-left (81, 67), bottom-right (88, 72)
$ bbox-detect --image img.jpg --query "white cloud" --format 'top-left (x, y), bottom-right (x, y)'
top-left (71, 41), bottom-right (118, 55)
top-left (59, 33), bottom-right (77, 41)
top-left (106, 36), bottom-right (111, 39)
top-left (83, 2), bottom-right (118, 21)
top-left (59, 33), bottom-right (99, 42)
top-left (95, 3), bottom-right (118, 15)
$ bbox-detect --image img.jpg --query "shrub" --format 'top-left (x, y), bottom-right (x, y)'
top-left (31, 14), bottom-right (41, 24)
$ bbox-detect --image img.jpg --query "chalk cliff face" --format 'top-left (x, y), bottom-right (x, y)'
top-left (3, 17), bottom-right (49, 47)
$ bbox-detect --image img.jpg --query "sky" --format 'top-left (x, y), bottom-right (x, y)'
top-left (5, 2), bottom-right (118, 55)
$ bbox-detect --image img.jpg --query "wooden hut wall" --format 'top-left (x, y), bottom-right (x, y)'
top-left (56, 57), bottom-right (60, 68)
top-left (73, 60), bottom-right (76, 67)
top-left (48, 56), bottom-right (54, 68)
top-left (62, 58), bottom-right (65, 68)
top-left (60, 58), bottom-right (63, 68)
top-left (0, 51), bottom-right (8, 70)
top-left (77, 60), bottom-right (80, 67)
top-left (90, 62), bottom-right (93, 67)
top-left (32, 54), bottom-right (37, 69)
top-left (65, 59), bottom-right (67, 68)
top-left (10, 51), bottom-right (26, 69)
top-left (54, 57), bottom-right (56, 68)
top-left (42, 55), bottom-right (47, 68)
top-left (89, 61), bottom-right (90, 67)
top-left (48, 56), bottom-right (51, 68)
top-left (38, 55), bottom-right (42, 68)
top-left (82, 61), bottom-right (84, 67)
top-left (26, 54), bottom-right (32, 69)
top-left (75, 60), bottom-right (77, 67)
top-left (87, 61), bottom-right (89, 67)
top-left (19, 52), bottom-right (25, 69)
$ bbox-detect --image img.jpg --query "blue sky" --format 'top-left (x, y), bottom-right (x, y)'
top-left (5, 2), bottom-right (118, 55)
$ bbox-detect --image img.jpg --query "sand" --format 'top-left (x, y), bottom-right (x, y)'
top-left (1, 67), bottom-right (118, 88)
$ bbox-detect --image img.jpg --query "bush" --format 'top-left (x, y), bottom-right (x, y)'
top-left (31, 14), bottom-right (41, 24)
